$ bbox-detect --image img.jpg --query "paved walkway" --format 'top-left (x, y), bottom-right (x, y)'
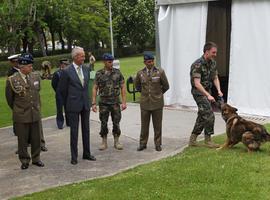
top-left (1, 103), bottom-right (268, 199)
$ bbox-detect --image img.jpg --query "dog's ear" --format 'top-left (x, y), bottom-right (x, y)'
top-left (232, 107), bottom-right (238, 112)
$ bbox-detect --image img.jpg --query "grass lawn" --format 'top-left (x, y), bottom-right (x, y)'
top-left (0, 55), bottom-right (143, 127)
top-left (14, 125), bottom-right (270, 200)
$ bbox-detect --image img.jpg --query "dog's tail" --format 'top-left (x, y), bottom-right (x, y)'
top-left (263, 129), bottom-right (270, 142)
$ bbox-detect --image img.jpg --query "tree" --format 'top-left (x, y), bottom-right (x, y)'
top-left (62, 0), bottom-right (109, 51)
top-left (111, 0), bottom-right (155, 51)
top-left (0, 0), bottom-right (111, 56)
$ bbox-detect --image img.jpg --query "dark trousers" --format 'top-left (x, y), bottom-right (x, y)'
top-left (139, 109), bottom-right (163, 147)
top-left (15, 121), bottom-right (41, 164)
top-left (39, 120), bottom-right (46, 147)
top-left (68, 109), bottom-right (90, 161)
top-left (99, 103), bottom-right (121, 137)
top-left (56, 94), bottom-right (69, 128)
top-left (192, 94), bottom-right (215, 135)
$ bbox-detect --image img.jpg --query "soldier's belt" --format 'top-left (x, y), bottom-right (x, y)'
top-left (100, 96), bottom-right (118, 98)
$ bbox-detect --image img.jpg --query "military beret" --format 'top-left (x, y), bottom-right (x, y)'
top-left (102, 53), bottom-right (114, 61)
top-left (18, 53), bottom-right (34, 65)
top-left (59, 58), bottom-right (70, 65)
top-left (8, 54), bottom-right (21, 61)
top-left (143, 53), bottom-right (154, 61)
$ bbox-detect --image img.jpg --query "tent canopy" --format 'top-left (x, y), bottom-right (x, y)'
top-left (156, 0), bottom-right (216, 5)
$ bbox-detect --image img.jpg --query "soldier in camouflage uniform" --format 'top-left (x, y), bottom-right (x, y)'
top-left (189, 42), bottom-right (223, 148)
top-left (92, 53), bottom-right (127, 150)
top-left (5, 53), bottom-right (45, 169)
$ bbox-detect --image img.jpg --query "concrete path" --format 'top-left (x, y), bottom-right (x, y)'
top-left (0, 103), bottom-right (268, 199)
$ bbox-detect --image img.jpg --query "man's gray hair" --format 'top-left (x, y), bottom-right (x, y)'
top-left (71, 47), bottom-right (84, 59)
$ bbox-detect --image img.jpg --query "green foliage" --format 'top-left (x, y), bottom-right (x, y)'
top-left (0, 0), bottom-right (155, 55)
top-left (13, 126), bottom-right (270, 200)
top-left (0, 0), bottom-right (110, 54)
top-left (112, 0), bottom-right (155, 51)
top-left (62, 0), bottom-right (109, 50)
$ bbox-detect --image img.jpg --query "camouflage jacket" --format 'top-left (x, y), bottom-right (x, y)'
top-left (190, 56), bottom-right (218, 93)
top-left (5, 72), bottom-right (41, 123)
top-left (94, 68), bottom-right (124, 104)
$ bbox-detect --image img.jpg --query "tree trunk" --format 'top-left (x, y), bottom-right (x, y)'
top-left (28, 39), bottom-right (34, 54)
top-left (67, 38), bottom-right (72, 51)
top-left (49, 26), bottom-right (55, 51)
top-left (22, 31), bottom-right (28, 53)
top-left (33, 21), bottom-right (47, 56)
top-left (58, 29), bottom-right (65, 50)
top-left (42, 28), bottom-right (48, 53)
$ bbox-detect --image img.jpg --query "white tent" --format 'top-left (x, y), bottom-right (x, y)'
top-left (157, 0), bottom-right (270, 117)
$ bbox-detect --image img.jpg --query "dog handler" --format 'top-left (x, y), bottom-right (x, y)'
top-left (189, 42), bottom-right (223, 148)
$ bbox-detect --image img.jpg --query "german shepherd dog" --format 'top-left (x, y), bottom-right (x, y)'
top-left (217, 103), bottom-right (270, 152)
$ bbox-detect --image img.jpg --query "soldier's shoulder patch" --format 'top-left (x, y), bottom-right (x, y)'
top-left (194, 63), bottom-right (201, 69)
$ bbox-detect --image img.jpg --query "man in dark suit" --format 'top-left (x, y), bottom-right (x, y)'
top-left (51, 59), bottom-right (70, 129)
top-left (58, 47), bottom-right (96, 165)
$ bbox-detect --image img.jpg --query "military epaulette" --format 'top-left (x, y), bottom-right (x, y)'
top-left (8, 71), bottom-right (19, 78)
top-left (8, 73), bottom-right (25, 95)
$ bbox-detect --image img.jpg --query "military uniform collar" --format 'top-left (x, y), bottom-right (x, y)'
top-left (102, 67), bottom-right (115, 73)
top-left (143, 66), bottom-right (157, 72)
top-left (13, 66), bottom-right (19, 71)
top-left (201, 55), bottom-right (213, 66)
top-left (19, 71), bottom-right (27, 79)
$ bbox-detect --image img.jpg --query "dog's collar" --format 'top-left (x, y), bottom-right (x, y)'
top-left (226, 114), bottom-right (238, 123)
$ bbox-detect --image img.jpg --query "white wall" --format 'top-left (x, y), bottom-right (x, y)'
top-left (158, 2), bottom-right (208, 106)
top-left (228, 0), bottom-right (270, 116)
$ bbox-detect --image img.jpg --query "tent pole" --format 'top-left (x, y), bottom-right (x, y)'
top-left (155, 1), bottom-right (161, 68)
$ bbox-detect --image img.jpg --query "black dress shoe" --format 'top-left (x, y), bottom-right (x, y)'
top-left (82, 155), bottom-right (96, 161)
top-left (21, 163), bottom-right (29, 170)
top-left (155, 146), bottom-right (162, 151)
top-left (137, 145), bottom-right (147, 151)
top-left (32, 161), bottom-right (45, 167)
top-left (71, 160), bottom-right (78, 165)
top-left (41, 146), bottom-right (48, 152)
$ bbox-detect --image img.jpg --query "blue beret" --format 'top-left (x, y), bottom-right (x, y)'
top-left (19, 53), bottom-right (34, 65)
top-left (144, 53), bottom-right (154, 61)
top-left (102, 53), bottom-right (114, 61)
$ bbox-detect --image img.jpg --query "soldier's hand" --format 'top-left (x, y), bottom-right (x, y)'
top-left (92, 104), bottom-right (97, 112)
top-left (218, 91), bottom-right (223, 97)
top-left (207, 95), bottom-right (215, 102)
top-left (121, 103), bottom-right (127, 111)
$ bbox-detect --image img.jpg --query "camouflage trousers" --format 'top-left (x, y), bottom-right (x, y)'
top-left (99, 103), bottom-right (122, 137)
top-left (192, 93), bottom-right (215, 135)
